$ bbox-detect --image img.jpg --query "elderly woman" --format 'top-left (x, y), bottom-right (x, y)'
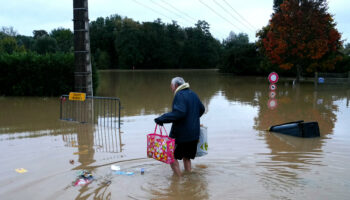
top-left (155, 77), bottom-right (205, 176)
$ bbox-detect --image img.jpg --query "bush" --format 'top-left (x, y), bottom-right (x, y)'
top-left (0, 52), bottom-right (98, 96)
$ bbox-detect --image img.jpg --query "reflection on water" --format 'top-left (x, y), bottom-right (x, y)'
top-left (149, 172), bottom-right (209, 200)
top-left (256, 133), bottom-right (325, 198)
top-left (1, 70), bottom-right (350, 199)
top-left (254, 83), bottom-right (341, 135)
top-left (97, 70), bottom-right (220, 116)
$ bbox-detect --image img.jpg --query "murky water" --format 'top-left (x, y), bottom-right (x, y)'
top-left (1, 70), bottom-right (350, 200)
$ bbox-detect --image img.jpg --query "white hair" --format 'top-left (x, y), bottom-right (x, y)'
top-left (171, 77), bottom-right (185, 87)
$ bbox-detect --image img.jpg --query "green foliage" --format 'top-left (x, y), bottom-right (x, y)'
top-left (16, 35), bottom-right (35, 51)
top-left (0, 36), bottom-right (19, 54)
top-left (90, 16), bottom-right (121, 69)
top-left (94, 49), bottom-right (111, 69)
top-left (50, 28), bottom-right (73, 53)
top-left (33, 36), bottom-right (58, 54)
top-left (33, 30), bottom-right (49, 39)
top-left (89, 16), bottom-right (222, 69)
top-left (114, 18), bottom-right (143, 69)
top-left (219, 32), bottom-right (262, 75)
top-left (223, 32), bottom-right (249, 47)
top-left (334, 54), bottom-right (350, 73)
top-left (0, 32), bottom-right (6, 40)
top-left (0, 52), bottom-right (74, 96)
top-left (181, 25), bottom-right (221, 68)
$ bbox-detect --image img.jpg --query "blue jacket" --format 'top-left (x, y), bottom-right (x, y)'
top-left (155, 88), bottom-right (205, 143)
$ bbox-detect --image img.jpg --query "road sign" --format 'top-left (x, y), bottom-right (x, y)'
top-left (268, 72), bottom-right (279, 83)
top-left (268, 99), bottom-right (278, 109)
top-left (269, 91), bottom-right (276, 98)
top-left (69, 92), bottom-right (86, 101)
top-left (269, 84), bottom-right (277, 91)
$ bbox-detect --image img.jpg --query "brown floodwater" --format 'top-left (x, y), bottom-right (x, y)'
top-left (1, 70), bottom-right (350, 200)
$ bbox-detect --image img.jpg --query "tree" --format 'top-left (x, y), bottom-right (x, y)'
top-left (257, 0), bottom-right (342, 81)
top-left (115, 18), bottom-right (143, 69)
top-left (89, 15), bottom-right (221, 69)
top-left (16, 35), bottom-right (35, 51)
top-left (90, 15), bottom-right (122, 68)
top-left (195, 20), bottom-right (211, 36)
top-left (0, 36), bottom-right (19, 54)
top-left (220, 32), bottom-right (262, 75)
top-left (33, 36), bottom-right (58, 54)
top-left (181, 20), bottom-right (221, 68)
top-left (223, 32), bottom-right (249, 47)
top-left (50, 28), bottom-right (73, 52)
top-left (33, 30), bottom-right (49, 39)
top-left (1, 26), bottom-right (17, 37)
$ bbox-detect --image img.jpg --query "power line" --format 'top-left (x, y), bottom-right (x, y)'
top-left (213, 0), bottom-right (255, 33)
top-left (160, 0), bottom-right (198, 22)
top-left (131, 0), bottom-right (175, 22)
top-left (198, 0), bottom-right (243, 33)
top-left (132, 0), bottom-right (228, 39)
top-left (149, 0), bottom-right (193, 26)
top-left (159, 0), bottom-right (228, 37)
top-left (222, 0), bottom-right (257, 30)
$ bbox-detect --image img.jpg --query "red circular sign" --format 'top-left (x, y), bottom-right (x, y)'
top-left (268, 72), bottom-right (279, 83)
top-left (268, 99), bottom-right (278, 109)
top-left (269, 84), bottom-right (277, 91)
top-left (269, 91), bottom-right (276, 98)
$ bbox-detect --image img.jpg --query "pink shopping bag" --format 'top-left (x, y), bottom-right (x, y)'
top-left (147, 125), bottom-right (175, 164)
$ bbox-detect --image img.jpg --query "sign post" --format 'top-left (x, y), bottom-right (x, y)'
top-left (268, 72), bottom-right (279, 84)
top-left (268, 72), bottom-right (279, 110)
top-left (269, 84), bottom-right (277, 91)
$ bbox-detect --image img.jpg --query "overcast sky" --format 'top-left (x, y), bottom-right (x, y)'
top-left (0, 0), bottom-right (349, 43)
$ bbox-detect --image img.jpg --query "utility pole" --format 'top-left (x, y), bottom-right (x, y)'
top-left (73, 0), bottom-right (93, 96)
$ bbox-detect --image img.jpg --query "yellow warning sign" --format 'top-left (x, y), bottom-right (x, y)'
top-left (69, 92), bottom-right (86, 101)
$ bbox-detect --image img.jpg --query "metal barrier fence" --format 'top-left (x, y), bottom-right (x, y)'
top-left (60, 95), bottom-right (121, 128)
top-left (62, 125), bottom-right (122, 153)
top-left (315, 72), bottom-right (350, 85)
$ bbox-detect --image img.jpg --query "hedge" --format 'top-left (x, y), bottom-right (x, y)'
top-left (0, 52), bottom-right (98, 96)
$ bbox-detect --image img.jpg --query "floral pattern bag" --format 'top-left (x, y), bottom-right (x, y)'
top-left (147, 125), bottom-right (175, 164)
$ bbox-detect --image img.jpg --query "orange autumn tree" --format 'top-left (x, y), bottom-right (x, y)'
top-left (257, 0), bottom-right (342, 81)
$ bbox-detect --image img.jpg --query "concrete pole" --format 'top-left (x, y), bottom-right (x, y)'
top-left (73, 0), bottom-right (94, 124)
top-left (73, 0), bottom-right (93, 96)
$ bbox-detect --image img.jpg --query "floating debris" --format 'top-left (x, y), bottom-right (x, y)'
top-left (114, 171), bottom-right (134, 175)
top-left (15, 168), bottom-right (28, 173)
top-left (74, 170), bottom-right (94, 186)
top-left (111, 165), bottom-right (120, 171)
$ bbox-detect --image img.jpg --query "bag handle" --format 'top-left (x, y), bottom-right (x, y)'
top-left (154, 124), bottom-right (168, 136)
top-left (159, 125), bottom-right (168, 135)
top-left (154, 124), bottom-right (163, 135)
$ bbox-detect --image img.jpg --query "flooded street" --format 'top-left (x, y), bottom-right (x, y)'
top-left (1, 70), bottom-right (350, 199)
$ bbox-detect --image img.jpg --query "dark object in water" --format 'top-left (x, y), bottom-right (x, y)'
top-left (269, 120), bottom-right (320, 138)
